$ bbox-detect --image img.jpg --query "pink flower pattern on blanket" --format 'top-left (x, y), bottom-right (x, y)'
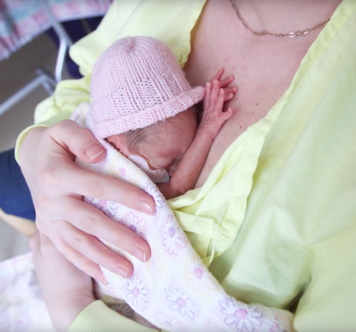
top-left (165, 286), bottom-right (199, 319)
top-left (86, 197), bottom-right (119, 219)
top-left (145, 182), bottom-right (165, 209)
top-left (121, 212), bottom-right (148, 239)
top-left (160, 215), bottom-right (188, 256)
top-left (183, 256), bottom-right (219, 298)
top-left (125, 276), bottom-right (150, 311)
top-left (219, 298), bottom-right (264, 332)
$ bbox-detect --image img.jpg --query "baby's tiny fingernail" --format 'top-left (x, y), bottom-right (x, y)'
top-left (138, 201), bottom-right (155, 214)
top-left (114, 267), bottom-right (128, 279)
top-left (131, 247), bottom-right (147, 262)
top-left (229, 93), bottom-right (234, 99)
top-left (85, 144), bottom-right (104, 159)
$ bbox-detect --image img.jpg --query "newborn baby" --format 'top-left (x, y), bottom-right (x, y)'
top-left (90, 36), bottom-right (237, 199)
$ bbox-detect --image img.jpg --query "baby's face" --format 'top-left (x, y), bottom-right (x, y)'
top-left (135, 108), bottom-right (197, 176)
top-left (108, 108), bottom-right (197, 176)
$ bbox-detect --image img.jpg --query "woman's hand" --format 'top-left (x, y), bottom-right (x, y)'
top-left (19, 120), bottom-right (155, 282)
top-left (30, 231), bottom-right (95, 332)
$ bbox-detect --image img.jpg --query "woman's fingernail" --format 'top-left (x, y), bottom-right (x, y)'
top-left (99, 275), bottom-right (108, 285)
top-left (85, 144), bottom-right (104, 159)
top-left (138, 201), bottom-right (155, 214)
top-left (131, 247), bottom-right (147, 262)
top-left (114, 267), bottom-right (128, 279)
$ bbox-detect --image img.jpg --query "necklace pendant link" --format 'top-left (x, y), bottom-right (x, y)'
top-left (288, 32), bottom-right (297, 38)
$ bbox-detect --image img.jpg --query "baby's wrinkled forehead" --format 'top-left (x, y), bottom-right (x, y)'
top-left (127, 108), bottom-right (196, 147)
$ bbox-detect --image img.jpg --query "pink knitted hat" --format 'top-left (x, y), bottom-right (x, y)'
top-left (90, 36), bottom-right (205, 138)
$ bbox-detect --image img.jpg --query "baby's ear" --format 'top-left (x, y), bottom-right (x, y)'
top-left (107, 134), bottom-right (128, 155)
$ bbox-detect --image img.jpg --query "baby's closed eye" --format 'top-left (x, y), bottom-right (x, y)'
top-left (153, 156), bottom-right (182, 173)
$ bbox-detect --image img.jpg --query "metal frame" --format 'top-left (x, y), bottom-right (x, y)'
top-left (0, 0), bottom-right (73, 117)
top-left (39, 0), bottom-right (73, 83)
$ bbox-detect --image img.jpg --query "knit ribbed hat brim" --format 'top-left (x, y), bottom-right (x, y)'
top-left (93, 85), bottom-right (204, 138)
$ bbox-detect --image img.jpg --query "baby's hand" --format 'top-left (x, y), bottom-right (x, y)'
top-left (200, 69), bottom-right (237, 140)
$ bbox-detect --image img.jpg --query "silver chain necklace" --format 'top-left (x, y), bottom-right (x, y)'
top-left (230, 0), bottom-right (331, 38)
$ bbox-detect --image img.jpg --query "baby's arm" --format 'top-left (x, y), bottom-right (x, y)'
top-left (159, 69), bottom-right (237, 199)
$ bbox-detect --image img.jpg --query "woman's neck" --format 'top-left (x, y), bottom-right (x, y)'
top-left (234, 0), bottom-right (342, 37)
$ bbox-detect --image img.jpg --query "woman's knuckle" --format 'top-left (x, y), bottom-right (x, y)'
top-left (111, 229), bottom-right (132, 249)
top-left (48, 218), bottom-right (60, 228)
top-left (79, 214), bottom-right (99, 234)
top-left (56, 241), bottom-right (71, 257)
top-left (88, 178), bottom-right (105, 197)
top-left (71, 233), bottom-right (88, 247)
top-left (53, 120), bottom-right (79, 139)
top-left (109, 238), bottom-right (123, 249)
top-left (69, 128), bottom-right (83, 144)
top-left (51, 120), bottom-right (68, 134)
top-left (40, 166), bottom-right (58, 187)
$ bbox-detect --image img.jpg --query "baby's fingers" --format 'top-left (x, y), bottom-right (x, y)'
top-left (211, 68), bottom-right (225, 82)
top-left (204, 82), bottom-right (212, 111)
top-left (210, 69), bottom-right (235, 89)
top-left (215, 88), bottom-right (226, 113)
top-left (224, 86), bottom-right (238, 101)
top-left (222, 107), bottom-right (234, 121)
top-left (209, 80), bottom-right (220, 109)
top-left (218, 75), bottom-right (235, 89)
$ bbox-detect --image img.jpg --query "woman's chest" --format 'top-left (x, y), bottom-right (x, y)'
top-left (184, 0), bottom-right (315, 187)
